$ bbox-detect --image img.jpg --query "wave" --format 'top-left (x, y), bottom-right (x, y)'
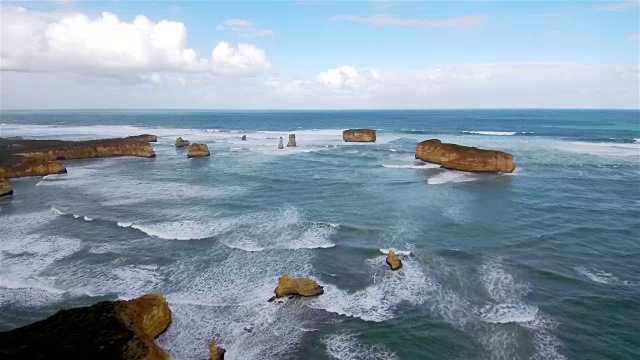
top-left (382, 163), bottom-right (440, 169)
top-left (463, 131), bottom-right (517, 136)
top-left (398, 129), bottom-right (430, 135)
top-left (128, 219), bottom-right (236, 241)
top-left (575, 266), bottom-right (631, 285)
top-left (378, 248), bottom-right (412, 256)
top-left (50, 206), bottom-right (66, 215)
top-left (323, 332), bottom-right (399, 360)
top-left (427, 171), bottom-right (479, 185)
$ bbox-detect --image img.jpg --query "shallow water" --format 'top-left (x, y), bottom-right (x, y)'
top-left (1, 110), bottom-right (639, 359)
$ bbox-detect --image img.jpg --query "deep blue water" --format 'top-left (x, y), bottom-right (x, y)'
top-left (0, 110), bottom-right (639, 360)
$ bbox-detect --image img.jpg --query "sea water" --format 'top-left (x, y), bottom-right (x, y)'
top-left (0, 109), bottom-right (638, 359)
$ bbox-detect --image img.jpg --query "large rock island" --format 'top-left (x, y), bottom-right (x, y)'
top-left (0, 294), bottom-right (172, 360)
top-left (415, 139), bottom-right (515, 173)
top-left (343, 129), bottom-right (376, 142)
top-left (0, 135), bottom-right (156, 178)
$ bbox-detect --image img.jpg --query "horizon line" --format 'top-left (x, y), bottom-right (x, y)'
top-left (1, 108), bottom-right (639, 112)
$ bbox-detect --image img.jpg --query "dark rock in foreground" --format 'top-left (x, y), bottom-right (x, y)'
top-left (415, 139), bottom-right (515, 173)
top-left (0, 294), bottom-right (172, 360)
top-left (343, 129), bottom-right (376, 142)
top-left (0, 178), bottom-right (12, 197)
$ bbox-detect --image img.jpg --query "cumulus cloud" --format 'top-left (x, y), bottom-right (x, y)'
top-left (216, 19), bottom-right (274, 37)
top-left (331, 14), bottom-right (487, 27)
top-left (0, 5), bottom-right (270, 79)
top-left (265, 63), bottom-right (640, 108)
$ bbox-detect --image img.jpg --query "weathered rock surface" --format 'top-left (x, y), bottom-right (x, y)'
top-left (278, 137), bottom-right (284, 149)
top-left (241, 135), bottom-right (247, 141)
top-left (415, 139), bottom-right (515, 173)
top-left (0, 157), bottom-right (67, 178)
top-left (386, 250), bottom-right (402, 270)
top-left (0, 178), bottom-right (12, 197)
top-left (188, 143), bottom-right (210, 157)
top-left (208, 339), bottom-right (226, 360)
top-left (343, 129), bottom-right (376, 142)
top-left (127, 134), bottom-right (158, 143)
top-left (271, 274), bottom-right (324, 299)
top-left (175, 137), bottom-right (190, 148)
top-left (0, 293), bottom-right (172, 360)
top-left (287, 134), bottom-right (296, 147)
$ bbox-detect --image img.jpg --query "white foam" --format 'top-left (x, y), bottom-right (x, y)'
top-left (83, 216), bottom-right (93, 221)
top-left (50, 206), bottom-right (66, 215)
top-left (464, 131), bottom-right (517, 136)
top-left (323, 332), bottom-right (399, 360)
top-left (382, 163), bottom-right (440, 169)
top-left (575, 266), bottom-right (629, 285)
top-left (117, 221), bottom-right (133, 228)
top-left (309, 256), bottom-right (435, 322)
top-left (427, 170), bottom-right (479, 185)
top-left (131, 219), bottom-right (235, 240)
top-left (479, 303), bottom-right (538, 324)
top-left (73, 214), bottom-right (81, 219)
top-left (378, 248), bottom-right (412, 256)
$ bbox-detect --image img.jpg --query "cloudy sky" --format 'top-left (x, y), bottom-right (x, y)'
top-left (1, 0), bottom-right (638, 109)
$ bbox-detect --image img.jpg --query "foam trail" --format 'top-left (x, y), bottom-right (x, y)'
top-left (463, 131), bottom-right (517, 136)
top-left (323, 332), bottom-right (399, 360)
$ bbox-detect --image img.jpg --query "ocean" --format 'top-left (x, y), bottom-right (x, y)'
top-left (0, 109), bottom-right (638, 360)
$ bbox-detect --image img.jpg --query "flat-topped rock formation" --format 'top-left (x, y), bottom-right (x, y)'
top-left (188, 143), bottom-right (210, 157)
top-left (287, 134), bottom-right (296, 147)
top-left (0, 294), bottom-right (172, 360)
top-left (0, 135), bottom-right (157, 178)
top-left (269, 275), bottom-right (324, 301)
top-left (386, 250), bottom-right (402, 270)
top-left (343, 129), bottom-right (376, 142)
top-left (0, 178), bottom-right (12, 197)
top-left (175, 137), bottom-right (190, 148)
top-left (415, 139), bottom-right (515, 173)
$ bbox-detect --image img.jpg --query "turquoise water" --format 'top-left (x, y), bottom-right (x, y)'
top-left (0, 110), bottom-right (639, 359)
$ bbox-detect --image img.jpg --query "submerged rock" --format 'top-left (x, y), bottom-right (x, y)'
top-left (175, 137), bottom-right (190, 148)
top-left (287, 134), bottom-right (297, 147)
top-left (278, 137), bottom-right (284, 149)
top-left (0, 178), bottom-right (12, 197)
top-left (0, 293), bottom-right (172, 360)
top-left (271, 274), bottom-right (324, 300)
top-left (343, 129), bottom-right (376, 142)
top-left (386, 250), bottom-right (402, 270)
top-left (241, 135), bottom-right (247, 141)
top-left (188, 143), bottom-right (210, 158)
top-left (415, 139), bottom-right (515, 173)
top-left (208, 339), bottom-right (226, 360)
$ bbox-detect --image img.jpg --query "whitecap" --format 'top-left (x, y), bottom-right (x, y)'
top-left (575, 266), bottom-right (629, 285)
top-left (131, 219), bottom-right (235, 241)
top-left (463, 131), bottom-right (517, 136)
top-left (83, 216), bottom-right (93, 222)
top-left (323, 332), bottom-right (399, 360)
top-left (427, 171), bottom-right (479, 185)
top-left (382, 163), bottom-right (440, 169)
top-left (479, 303), bottom-right (538, 324)
top-left (117, 221), bottom-right (133, 228)
top-left (378, 248), bottom-right (412, 256)
top-left (50, 206), bottom-right (66, 215)
top-left (73, 214), bottom-right (81, 219)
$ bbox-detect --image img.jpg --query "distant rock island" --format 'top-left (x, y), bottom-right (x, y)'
top-left (343, 129), bottom-right (376, 142)
top-left (415, 139), bottom-right (515, 173)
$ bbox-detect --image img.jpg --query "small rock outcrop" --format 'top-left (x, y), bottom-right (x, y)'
top-left (208, 339), bottom-right (226, 360)
top-left (278, 137), bottom-right (284, 149)
top-left (386, 251), bottom-right (402, 270)
top-left (343, 129), bottom-right (376, 142)
top-left (0, 178), bottom-right (12, 197)
top-left (270, 274), bottom-right (324, 300)
top-left (241, 135), bottom-right (247, 141)
top-left (0, 293), bottom-right (172, 360)
top-left (175, 137), bottom-right (190, 148)
top-left (287, 134), bottom-right (296, 147)
top-left (415, 139), bottom-right (515, 173)
top-left (188, 143), bottom-right (210, 158)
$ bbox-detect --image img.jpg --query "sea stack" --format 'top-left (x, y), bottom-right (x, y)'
top-left (0, 294), bottom-right (172, 359)
top-left (0, 178), bottom-right (12, 197)
top-left (269, 274), bottom-right (324, 301)
top-left (241, 135), bottom-right (247, 141)
top-left (208, 339), bottom-right (226, 360)
top-left (188, 143), bottom-right (210, 158)
top-left (287, 134), bottom-right (297, 147)
top-left (278, 137), bottom-right (284, 149)
top-left (415, 139), bottom-right (515, 173)
top-left (343, 129), bottom-right (376, 142)
top-left (175, 137), bottom-right (190, 148)
top-left (386, 250), bottom-right (402, 270)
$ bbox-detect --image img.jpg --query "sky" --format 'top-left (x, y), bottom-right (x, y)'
top-left (0, 0), bottom-right (638, 109)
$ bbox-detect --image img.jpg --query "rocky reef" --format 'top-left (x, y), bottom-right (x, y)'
top-left (287, 134), bottom-right (297, 147)
top-left (386, 251), bottom-right (402, 270)
top-left (0, 294), bottom-right (172, 360)
top-left (0, 178), bottom-right (12, 197)
top-left (188, 143), bottom-right (210, 157)
top-left (175, 137), bottom-right (190, 148)
top-left (343, 129), bottom-right (376, 142)
top-left (415, 139), bottom-right (515, 173)
top-left (269, 274), bottom-right (324, 301)
top-left (0, 135), bottom-right (157, 178)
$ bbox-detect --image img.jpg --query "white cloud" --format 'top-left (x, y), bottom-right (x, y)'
top-left (331, 14), bottom-right (487, 27)
top-left (628, 33), bottom-right (640, 41)
top-left (265, 63), bottom-right (640, 108)
top-left (0, 5), bottom-right (271, 79)
top-left (595, 1), bottom-right (640, 11)
top-left (216, 19), bottom-right (274, 37)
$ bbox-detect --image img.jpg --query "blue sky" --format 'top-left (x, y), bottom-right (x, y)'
top-left (1, 1), bottom-right (638, 109)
